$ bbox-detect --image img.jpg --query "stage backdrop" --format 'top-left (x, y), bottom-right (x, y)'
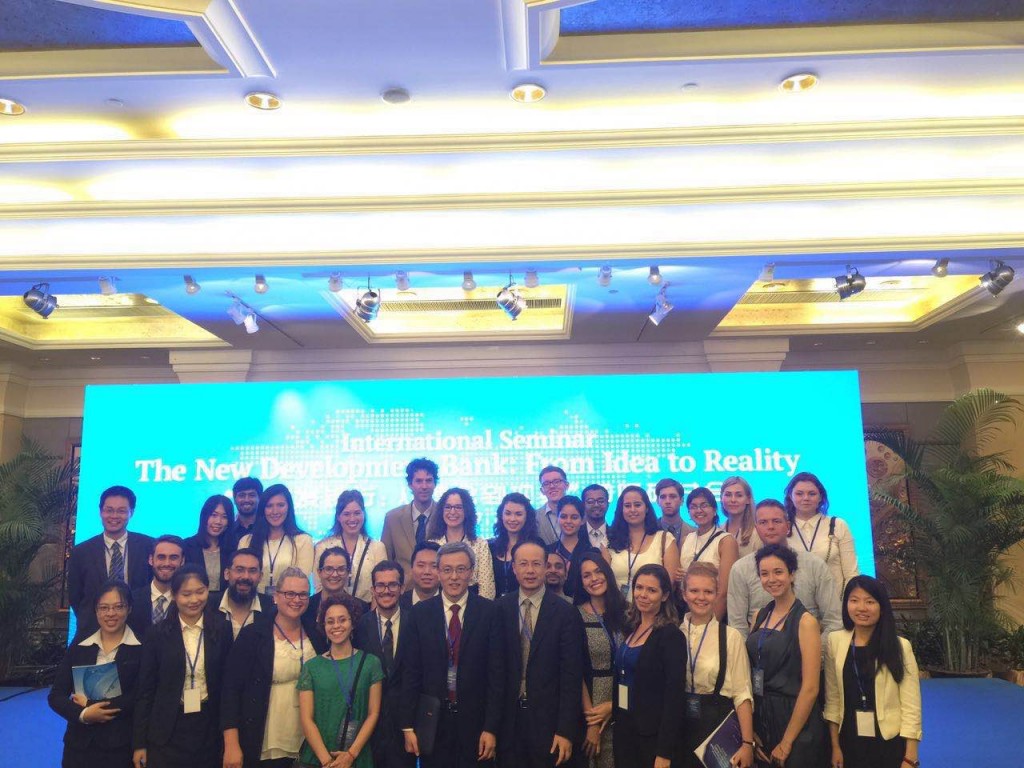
top-left (77, 371), bottom-right (875, 574)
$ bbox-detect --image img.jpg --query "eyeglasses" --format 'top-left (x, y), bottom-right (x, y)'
top-left (321, 566), bottom-right (348, 576)
top-left (276, 591), bottom-right (309, 602)
top-left (440, 566), bottom-right (471, 576)
top-left (443, 504), bottom-right (464, 512)
top-left (101, 507), bottom-right (130, 516)
top-left (373, 582), bottom-right (402, 592)
top-left (688, 502), bottom-right (714, 512)
top-left (97, 603), bottom-right (127, 614)
top-left (541, 480), bottom-right (566, 490)
top-left (584, 498), bottom-right (608, 506)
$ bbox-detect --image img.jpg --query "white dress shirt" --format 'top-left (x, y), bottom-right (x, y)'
top-left (377, 607), bottom-right (402, 656)
top-left (180, 615), bottom-right (208, 703)
top-left (218, 590), bottom-right (263, 638)
top-left (150, 581), bottom-right (171, 621)
top-left (586, 522), bottom-right (609, 551)
top-left (79, 625), bottom-right (142, 666)
top-left (789, 513), bottom-right (860, 600)
top-left (680, 616), bottom-right (753, 709)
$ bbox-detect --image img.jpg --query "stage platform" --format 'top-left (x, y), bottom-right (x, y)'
top-left (0, 678), bottom-right (1017, 766)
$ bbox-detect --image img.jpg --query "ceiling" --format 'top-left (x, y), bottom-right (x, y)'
top-left (0, 0), bottom-right (1022, 368)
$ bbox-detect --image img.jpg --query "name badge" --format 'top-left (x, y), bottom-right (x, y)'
top-left (685, 693), bottom-right (702, 720)
top-left (617, 684), bottom-right (629, 711)
top-left (752, 668), bottom-right (765, 696)
top-left (855, 710), bottom-right (874, 738)
top-left (183, 687), bottom-right (201, 714)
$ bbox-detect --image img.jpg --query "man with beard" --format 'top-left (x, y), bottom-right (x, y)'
top-left (225, 477), bottom-right (263, 552)
top-left (544, 551), bottom-right (571, 601)
top-left (215, 547), bottom-right (273, 638)
top-left (128, 534), bottom-right (185, 640)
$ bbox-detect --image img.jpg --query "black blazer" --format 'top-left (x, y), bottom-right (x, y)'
top-left (48, 639), bottom-right (143, 756)
top-left (127, 584), bottom-right (159, 641)
top-left (132, 609), bottom-right (232, 750)
top-left (67, 532), bottom-right (154, 638)
top-left (183, 535), bottom-right (233, 585)
top-left (400, 594), bottom-right (505, 758)
top-left (613, 623), bottom-right (687, 759)
top-left (302, 591), bottom-right (369, 652)
top-left (498, 589), bottom-right (584, 760)
top-left (353, 608), bottom-right (411, 692)
top-left (208, 590), bottom-right (276, 636)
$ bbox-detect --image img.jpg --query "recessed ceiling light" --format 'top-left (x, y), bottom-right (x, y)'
top-left (1016, 320), bottom-right (1024, 335)
top-left (245, 92), bottom-right (281, 110)
top-left (779, 73), bottom-right (818, 93)
top-left (879, 280), bottom-right (901, 288)
top-left (510, 83), bottom-right (546, 103)
top-left (90, 355), bottom-right (101, 361)
top-left (812, 342), bottom-right (824, 347)
top-left (381, 88), bottom-right (410, 104)
top-left (917, 339), bottom-right (930, 344)
top-left (681, 82), bottom-right (699, 90)
top-left (0, 98), bottom-right (26, 116)
top-left (865, 340), bottom-right (876, 345)
top-left (762, 282), bottom-right (787, 291)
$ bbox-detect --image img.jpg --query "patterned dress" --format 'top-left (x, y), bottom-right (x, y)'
top-left (580, 605), bottom-right (618, 768)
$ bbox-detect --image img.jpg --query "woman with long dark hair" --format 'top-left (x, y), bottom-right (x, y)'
top-left (549, 495), bottom-right (594, 598)
top-left (612, 563), bottom-right (686, 768)
top-left (604, 486), bottom-right (681, 602)
top-left (488, 492), bottom-right (539, 597)
top-left (183, 495), bottom-right (235, 592)
top-left (824, 576), bottom-right (922, 768)
top-left (49, 579), bottom-right (142, 768)
top-left (427, 486), bottom-right (495, 598)
top-left (238, 484), bottom-right (314, 594)
top-left (575, 552), bottom-right (628, 768)
top-left (133, 565), bottom-right (232, 768)
top-left (313, 490), bottom-right (387, 602)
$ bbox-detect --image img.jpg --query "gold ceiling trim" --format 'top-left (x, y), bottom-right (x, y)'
top-left (1, 117), bottom-right (1020, 164)
top-left (0, 178), bottom-right (1021, 219)
top-left (545, 21), bottom-right (1024, 66)
top-left (0, 234), bottom-right (1019, 271)
top-left (0, 47), bottom-right (225, 80)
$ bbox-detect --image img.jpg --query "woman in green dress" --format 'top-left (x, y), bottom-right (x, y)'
top-left (298, 593), bottom-right (383, 768)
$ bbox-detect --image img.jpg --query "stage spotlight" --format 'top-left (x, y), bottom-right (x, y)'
top-left (980, 260), bottom-right (1014, 296)
top-left (99, 277), bottom-right (117, 295)
top-left (355, 288), bottom-right (381, 322)
top-left (648, 288), bottom-right (673, 326)
top-left (835, 266), bottom-right (866, 300)
top-left (23, 283), bottom-right (57, 318)
top-left (328, 273), bottom-right (344, 293)
top-left (184, 275), bottom-right (201, 294)
top-left (242, 311), bottom-right (259, 334)
top-left (227, 299), bottom-right (246, 325)
top-left (648, 266), bottom-right (663, 286)
top-left (524, 269), bottom-right (539, 288)
top-left (758, 263), bottom-right (776, 282)
top-left (597, 265), bottom-right (612, 287)
top-left (461, 271), bottom-right (476, 291)
top-left (496, 281), bottom-right (526, 320)
top-left (254, 274), bottom-right (269, 294)
top-left (395, 271), bottom-right (410, 291)
top-left (931, 258), bottom-right (949, 278)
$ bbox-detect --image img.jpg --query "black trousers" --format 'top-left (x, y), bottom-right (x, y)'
top-left (423, 705), bottom-right (494, 768)
top-left (612, 710), bottom-right (659, 768)
top-left (503, 705), bottom-right (559, 768)
top-left (372, 696), bottom-right (416, 768)
top-left (147, 704), bottom-right (221, 768)
top-left (62, 744), bottom-right (132, 768)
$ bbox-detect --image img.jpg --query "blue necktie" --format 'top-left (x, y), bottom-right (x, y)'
top-left (415, 514), bottom-right (427, 544)
top-left (109, 541), bottom-right (124, 581)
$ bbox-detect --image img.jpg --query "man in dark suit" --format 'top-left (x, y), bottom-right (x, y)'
top-left (353, 560), bottom-right (415, 768)
top-left (211, 547), bottom-right (274, 639)
top-left (128, 535), bottom-right (185, 641)
top-left (498, 538), bottom-right (583, 768)
top-left (398, 540), bottom-right (441, 609)
top-left (67, 485), bottom-right (154, 640)
top-left (401, 541), bottom-right (504, 768)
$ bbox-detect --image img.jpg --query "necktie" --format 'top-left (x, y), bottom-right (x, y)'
top-left (447, 605), bottom-right (462, 702)
top-left (415, 514), bottom-right (427, 544)
top-left (382, 618), bottom-right (394, 673)
top-left (520, 598), bottom-right (533, 697)
top-left (108, 541), bottom-right (124, 581)
top-left (153, 595), bottom-right (167, 624)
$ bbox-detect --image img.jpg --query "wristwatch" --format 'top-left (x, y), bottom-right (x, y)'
top-left (902, 759), bottom-right (920, 768)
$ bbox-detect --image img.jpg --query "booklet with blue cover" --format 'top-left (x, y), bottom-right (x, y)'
top-left (72, 661), bottom-right (122, 700)
top-left (695, 710), bottom-right (744, 768)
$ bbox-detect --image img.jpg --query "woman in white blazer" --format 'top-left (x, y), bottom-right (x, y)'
top-left (824, 575), bottom-right (922, 768)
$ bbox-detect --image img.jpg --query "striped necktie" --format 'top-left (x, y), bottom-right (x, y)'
top-left (108, 541), bottom-right (124, 581)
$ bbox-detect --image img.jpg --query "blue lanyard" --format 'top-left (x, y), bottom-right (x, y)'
top-left (755, 603), bottom-right (793, 669)
top-left (589, 602), bottom-right (617, 656)
top-left (850, 641), bottom-right (871, 709)
top-left (615, 624), bottom-right (653, 679)
top-left (685, 619), bottom-right (712, 694)
top-left (793, 516), bottom-right (824, 552)
top-left (266, 537), bottom-right (288, 587)
top-left (626, 534), bottom-right (649, 584)
top-left (185, 628), bottom-right (204, 689)
top-left (275, 621), bottom-right (305, 665)
top-left (331, 650), bottom-right (359, 708)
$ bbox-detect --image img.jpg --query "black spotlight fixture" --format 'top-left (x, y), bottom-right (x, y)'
top-left (355, 278), bottom-right (380, 322)
top-left (931, 258), bottom-right (949, 278)
top-left (835, 265), bottom-right (866, 300)
top-left (496, 275), bottom-right (526, 320)
top-left (23, 283), bottom-right (58, 318)
top-left (980, 260), bottom-right (1014, 296)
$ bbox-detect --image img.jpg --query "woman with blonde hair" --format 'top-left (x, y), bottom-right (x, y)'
top-left (720, 477), bottom-right (761, 559)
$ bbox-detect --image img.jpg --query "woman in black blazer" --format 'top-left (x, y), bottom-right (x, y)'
top-left (613, 563), bottom-right (687, 768)
top-left (49, 579), bottom-right (143, 768)
top-left (133, 564), bottom-right (232, 768)
top-left (183, 495), bottom-right (235, 592)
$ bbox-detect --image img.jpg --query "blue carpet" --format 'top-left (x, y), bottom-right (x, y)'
top-left (0, 678), bottom-right (1019, 767)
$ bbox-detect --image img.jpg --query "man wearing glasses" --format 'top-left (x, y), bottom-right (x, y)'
top-left (537, 465), bottom-right (568, 546)
top-left (354, 561), bottom-right (414, 768)
top-left (581, 484), bottom-right (611, 551)
top-left (301, 546), bottom-right (370, 648)
top-left (401, 541), bottom-right (504, 768)
top-left (214, 547), bottom-right (273, 639)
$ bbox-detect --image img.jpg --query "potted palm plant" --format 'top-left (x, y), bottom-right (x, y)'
top-left (872, 388), bottom-right (1024, 675)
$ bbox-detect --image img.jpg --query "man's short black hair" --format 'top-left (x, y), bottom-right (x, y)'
top-left (405, 458), bottom-right (439, 485)
top-left (100, 485), bottom-right (136, 510)
top-left (232, 477), bottom-right (264, 495)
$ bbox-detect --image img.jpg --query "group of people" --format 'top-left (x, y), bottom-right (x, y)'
top-left (51, 458), bottom-right (922, 768)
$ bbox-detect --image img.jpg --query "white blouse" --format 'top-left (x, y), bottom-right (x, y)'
top-left (609, 530), bottom-right (671, 600)
top-left (789, 513), bottom-right (859, 600)
top-left (679, 527), bottom-right (735, 572)
top-left (313, 534), bottom-right (387, 602)
top-left (429, 536), bottom-right (495, 599)
top-left (237, 533), bottom-right (315, 594)
top-left (261, 634), bottom-right (316, 760)
top-left (680, 616), bottom-right (753, 709)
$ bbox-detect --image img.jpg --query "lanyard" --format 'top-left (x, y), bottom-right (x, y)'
top-left (616, 623), bottom-right (653, 678)
top-left (850, 641), bottom-right (871, 709)
top-left (330, 650), bottom-right (358, 709)
top-left (185, 628), bottom-right (204, 689)
top-left (755, 603), bottom-right (793, 669)
top-left (546, 510), bottom-right (559, 541)
top-left (275, 621), bottom-right (305, 663)
top-left (685, 619), bottom-right (712, 694)
top-left (589, 601), bottom-right (617, 656)
top-left (793, 515), bottom-right (824, 552)
top-left (266, 537), bottom-right (287, 587)
top-left (626, 534), bottom-right (649, 585)
top-left (691, 527), bottom-right (722, 563)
